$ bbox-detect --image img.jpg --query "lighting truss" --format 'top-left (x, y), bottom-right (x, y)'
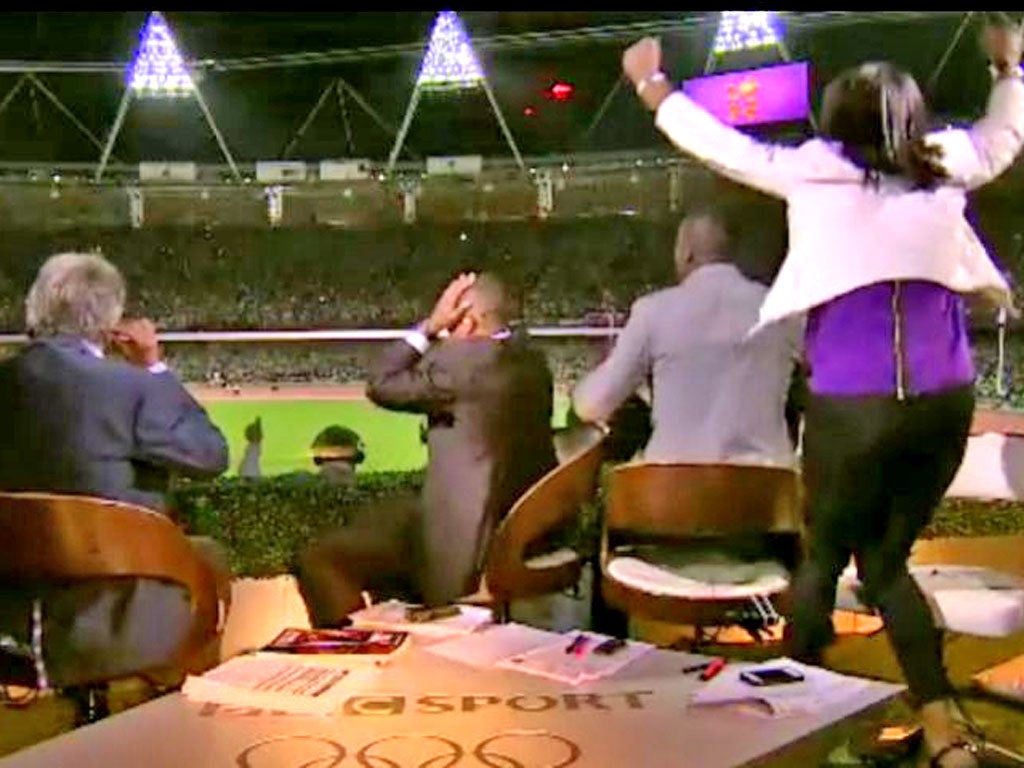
top-left (0, 13), bottom-right (966, 74)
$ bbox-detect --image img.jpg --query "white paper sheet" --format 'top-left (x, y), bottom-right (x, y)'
top-left (182, 655), bottom-right (376, 716)
top-left (689, 658), bottom-right (871, 718)
top-left (424, 623), bottom-right (558, 669)
top-left (494, 631), bottom-right (654, 685)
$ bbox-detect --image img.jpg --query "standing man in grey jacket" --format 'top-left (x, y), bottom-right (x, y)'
top-left (573, 211), bottom-right (801, 467)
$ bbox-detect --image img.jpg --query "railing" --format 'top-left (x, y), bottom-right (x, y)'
top-left (0, 326), bottom-right (622, 345)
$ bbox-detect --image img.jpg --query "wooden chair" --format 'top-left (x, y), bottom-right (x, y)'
top-left (0, 492), bottom-right (225, 721)
top-left (467, 423), bottom-right (607, 621)
top-left (600, 463), bottom-right (803, 639)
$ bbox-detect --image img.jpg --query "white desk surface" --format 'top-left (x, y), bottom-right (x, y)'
top-left (0, 628), bottom-right (901, 768)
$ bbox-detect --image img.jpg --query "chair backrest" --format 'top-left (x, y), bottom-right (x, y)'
top-left (485, 423), bottom-right (606, 599)
top-left (0, 492), bottom-right (204, 584)
top-left (0, 492), bottom-right (216, 683)
top-left (606, 463), bottom-right (802, 540)
top-left (553, 423), bottom-right (604, 465)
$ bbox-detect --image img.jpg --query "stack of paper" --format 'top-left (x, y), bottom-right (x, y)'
top-left (348, 600), bottom-right (493, 639)
top-left (689, 658), bottom-right (872, 718)
top-left (426, 624), bottom-right (558, 670)
top-left (182, 655), bottom-right (376, 716)
top-left (493, 631), bottom-right (653, 685)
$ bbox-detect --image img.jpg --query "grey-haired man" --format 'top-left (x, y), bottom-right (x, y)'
top-left (0, 252), bottom-right (229, 696)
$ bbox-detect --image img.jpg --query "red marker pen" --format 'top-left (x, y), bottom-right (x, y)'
top-left (564, 634), bottom-right (589, 656)
top-left (700, 657), bottom-right (727, 681)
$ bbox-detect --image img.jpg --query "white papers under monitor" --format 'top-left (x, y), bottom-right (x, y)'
top-left (348, 600), bottom-right (493, 639)
top-left (182, 655), bottom-right (376, 716)
top-left (689, 658), bottom-right (875, 718)
top-left (425, 623), bottom-right (558, 670)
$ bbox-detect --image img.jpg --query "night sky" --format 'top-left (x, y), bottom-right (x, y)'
top-left (0, 12), bottom-right (1002, 164)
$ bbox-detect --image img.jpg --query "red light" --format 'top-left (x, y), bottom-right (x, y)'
top-left (523, 106), bottom-right (537, 117)
top-left (548, 82), bottom-right (574, 102)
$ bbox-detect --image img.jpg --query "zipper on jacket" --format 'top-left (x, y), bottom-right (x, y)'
top-left (892, 280), bottom-right (907, 402)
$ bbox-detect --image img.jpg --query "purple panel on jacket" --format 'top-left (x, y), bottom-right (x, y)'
top-left (805, 281), bottom-right (975, 397)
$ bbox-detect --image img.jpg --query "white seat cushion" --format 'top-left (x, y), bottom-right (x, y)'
top-left (932, 590), bottom-right (1024, 638)
top-left (524, 548), bottom-right (579, 570)
top-left (836, 563), bottom-right (1024, 637)
top-left (606, 547), bottom-right (790, 600)
top-left (947, 433), bottom-right (1024, 501)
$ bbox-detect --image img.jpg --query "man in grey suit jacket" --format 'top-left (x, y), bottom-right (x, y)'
top-left (0, 253), bottom-right (229, 693)
top-left (573, 212), bottom-right (801, 467)
top-left (298, 273), bottom-right (556, 624)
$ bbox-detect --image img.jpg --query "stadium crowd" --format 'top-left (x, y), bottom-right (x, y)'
top-left (0, 220), bottom-right (679, 331)
top-left (0, 218), bottom-right (1017, 403)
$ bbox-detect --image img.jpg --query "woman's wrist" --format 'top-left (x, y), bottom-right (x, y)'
top-left (990, 60), bottom-right (1024, 80)
top-left (635, 75), bottom-right (673, 113)
top-left (634, 70), bottom-right (668, 96)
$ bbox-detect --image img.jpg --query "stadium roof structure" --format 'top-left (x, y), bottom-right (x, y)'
top-left (0, 11), bottom-right (1003, 174)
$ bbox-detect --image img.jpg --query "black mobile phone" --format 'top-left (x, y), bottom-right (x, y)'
top-left (593, 638), bottom-right (627, 656)
top-left (739, 667), bottom-right (805, 687)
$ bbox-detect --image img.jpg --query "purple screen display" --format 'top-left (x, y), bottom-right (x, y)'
top-left (682, 62), bottom-right (810, 126)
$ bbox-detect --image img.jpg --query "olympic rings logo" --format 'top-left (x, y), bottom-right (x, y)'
top-left (235, 730), bottom-right (582, 768)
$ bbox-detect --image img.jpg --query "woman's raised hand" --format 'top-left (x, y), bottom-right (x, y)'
top-left (622, 37), bottom-right (663, 87)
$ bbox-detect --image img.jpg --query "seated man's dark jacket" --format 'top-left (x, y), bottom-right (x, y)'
top-left (367, 331), bottom-right (557, 606)
top-left (0, 335), bottom-right (229, 685)
top-left (0, 335), bottom-right (228, 510)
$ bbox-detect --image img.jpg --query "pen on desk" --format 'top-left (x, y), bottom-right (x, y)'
top-left (681, 660), bottom-right (712, 675)
top-left (564, 634), bottom-right (589, 656)
top-left (594, 638), bottom-right (627, 656)
top-left (311, 670), bottom-right (347, 698)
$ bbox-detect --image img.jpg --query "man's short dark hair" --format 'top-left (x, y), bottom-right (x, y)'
top-left (467, 272), bottom-right (515, 327)
top-left (682, 206), bottom-right (737, 252)
top-left (675, 209), bottom-right (733, 275)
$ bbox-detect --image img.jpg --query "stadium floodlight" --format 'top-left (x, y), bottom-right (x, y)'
top-left (712, 11), bottom-right (782, 55)
top-left (97, 11), bottom-right (238, 184)
top-left (416, 10), bottom-right (485, 90)
top-left (388, 10), bottom-right (523, 177)
top-left (126, 11), bottom-right (194, 97)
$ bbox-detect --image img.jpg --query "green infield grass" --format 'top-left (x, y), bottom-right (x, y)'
top-left (204, 396), bottom-right (570, 476)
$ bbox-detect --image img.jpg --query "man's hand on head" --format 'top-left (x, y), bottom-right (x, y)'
top-left (108, 318), bottom-right (162, 368)
top-left (426, 272), bottom-right (476, 337)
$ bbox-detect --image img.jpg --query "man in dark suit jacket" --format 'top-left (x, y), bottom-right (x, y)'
top-left (298, 273), bottom-right (556, 624)
top-left (0, 333), bottom-right (227, 512)
top-left (0, 252), bottom-right (229, 692)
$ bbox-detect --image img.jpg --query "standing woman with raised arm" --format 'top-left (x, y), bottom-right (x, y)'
top-left (623, 22), bottom-right (1024, 768)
